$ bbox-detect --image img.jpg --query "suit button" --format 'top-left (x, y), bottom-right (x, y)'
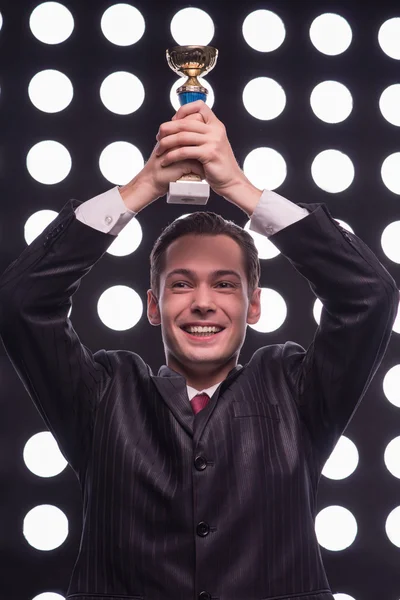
top-left (194, 455), bottom-right (207, 470)
top-left (196, 521), bottom-right (210, 537)
top-left (198, 592), bottom-right (211, 600)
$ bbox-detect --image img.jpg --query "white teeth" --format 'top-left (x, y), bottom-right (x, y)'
top-left (185, 326), bottom-right (222, 334)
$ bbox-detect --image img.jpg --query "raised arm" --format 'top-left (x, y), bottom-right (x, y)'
top-left (0, 126), bottom-right (204, 475)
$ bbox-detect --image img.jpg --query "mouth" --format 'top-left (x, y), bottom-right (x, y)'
top-left (179, 326), bottom-right (225, 341)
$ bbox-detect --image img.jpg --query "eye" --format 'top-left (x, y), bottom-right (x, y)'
top-left (171, 281), bottom-right (190, 288)
top-left (216, 282), bottom-right (235, 288)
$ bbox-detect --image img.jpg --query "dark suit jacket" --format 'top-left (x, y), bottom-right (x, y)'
top-left (0, 198), bottom-right (398, 600)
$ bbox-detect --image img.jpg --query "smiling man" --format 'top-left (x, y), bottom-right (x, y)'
top-left (0, 101), bottom-right (398, 600)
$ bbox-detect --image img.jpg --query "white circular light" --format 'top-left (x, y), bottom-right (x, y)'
top-left (379, 18), bottom-right (400, 60)
top-left (24, 210), bottom-right (58, 245)
top-left (248, 288), bottom-right (287, 333)
top-left (243, 147), bottom-right (286, 191)
top-left (310, 13), bottom-right (352, 56)
top-left (100, 72), bottom-right (145, 115)
top-left (244, 221), bottom-right (281, 260)
top-left (32, 594), bottom-right (65, 600)
top-left (381, 153), bottom-right (400, 194)
top-left (28, 70), bottom-right (73, 113)
top-left (99, 142), bottom-right (144, 186)
top-left (313, 298), bottom-right (323, 325)
top-left (243, 77), bottom-right (286, 120)
top-left (310, 81), bottom-right (353, 123)
top-left (322, 436), bottom-right (359, 480)
top-left (334, 595), bottom-right (356, 600)
top-left (379, 85), bottom-right (400, 126)
top-left (107, 217), bottom-right (143, 257)
top-left (383, 365), bottom-right (400, 407)
top-left (0, 12), bottom-right (4, 32)
top-left (386, 505), bottom-right (400, 547)
top-left (27, 141), bottom-right (72, 185)
top-left (384, 436), bottom-right (400, 478)
top-left (30, 2), bottom-right (74, 45)
top-left (23, 432), bottom-right (67, 478)
top-left (381, 221), bottom-right (400, 264)
top-left (311, 150), bottom-right (354, 193)
top-left (393, 299), bottom-right (400, 334)
top-left (23, 505), bottom-right (68, 551)
top-left (101, 3), bottom-right (145, 46)
top-left (170, 8), bottom-right (214, 46)
top-left (315, 505), bottom-right (357, 551)
top-left (242, 10), bottom-right (285, 52)
top-left (97, 285), bottom-right (143, 331)
top-left (170, 77), bottom-right (215, 111)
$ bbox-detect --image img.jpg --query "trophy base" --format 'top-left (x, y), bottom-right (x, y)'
top-left (167, 180), bottom-right (209, 205)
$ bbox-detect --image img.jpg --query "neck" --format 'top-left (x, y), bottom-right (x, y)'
top-left (166, 356), bottom-right (237, 390)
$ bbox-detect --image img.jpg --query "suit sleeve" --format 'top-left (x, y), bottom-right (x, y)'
top-left (270, 202), bottom-right (399, 468)
top-left (0, 199), bottom-right (117, 475)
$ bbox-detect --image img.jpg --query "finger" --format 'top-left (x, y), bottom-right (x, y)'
top-left (172, 100), bottom-right (217, 124)
top-left (156, 132), bottom-right (205, 156)
top-left (161, 146), bottom-right (207, 167)
top-left (156, 119), bottom-right (207, 142)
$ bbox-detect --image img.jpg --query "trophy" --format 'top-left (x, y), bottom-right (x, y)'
top-left (166, 45), bottom-right (218, 205)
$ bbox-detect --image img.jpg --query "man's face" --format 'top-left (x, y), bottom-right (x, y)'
top-left (147, 234), bottom-right (261, 380)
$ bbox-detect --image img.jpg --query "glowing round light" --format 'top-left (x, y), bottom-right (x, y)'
top-left (383, 365), bottom-right (400, 407)
top-left (322, 436), bottom-right (359, 480)
top-left (170, 8), bottom-right (214, 46)
top-left (243, 147), bottom-right (286, 191)
top-left (101, 3), bottom-right (145, 46)
top-left (381, 221), bottom-right (400, 264)
top-left (333, 595), bottom-right (356, 600)
top-left (382, 153), bottom-right (400, 194)
top-left (310, 81), bottom-right (353, 123)
top-left (23, 432), bottom-right (67, 477)
top-left (0, 12), bottom-right (3, 32)
top-left (170, 77), bottom-right (214, 111)
top-left (393, 300), bottom-right (400, 334)
top-left (310, 13), bottom-right (352, 56)
top-left (30, 2), bottom-right (74, 45)
top-left (24, 210), bottom-right (58, 244)
top-left (97, 285), bottom-right (143, 331)
top-left (242, 10), bottom-right (285, 52)
top-left (100, 72), bottom-right (145, 115)
top-left (99, 142), bottom-right (144, 186)
top-left (311, 150), bottom-right (354, 193)
top-left (248, 288), bottom-right (287, 333)
top-left (243, 77), bottom-right (286, 120)
top-left (386, 506), bottom-right (400, 547)
top-left (379, 85), bottom-right (400, 126)
top-left (23, 505), bottom-right (68, 551)
top-left (107, 217), bottom-right (143, 257)
top-left (32, 594), bottom-right (65, 600)
top-left (244, 220), bottom-right (280, 260)
top-left (28, 70), bottom-right (73, 113)
top-left (315, 506), bottom-right (357, 551)
top-left (27, 141), bottom-right (72, 185)
top-left (378, 18), bottom-right (400, 60)
top-left (384, 436), bottom-right (400, 478)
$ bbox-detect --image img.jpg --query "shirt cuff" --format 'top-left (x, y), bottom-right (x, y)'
top-left (75, 186), bottom-right (136, 236)
top-left (249, 190), bottom-right (309, 237)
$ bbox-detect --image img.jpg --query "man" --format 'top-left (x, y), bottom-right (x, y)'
top-left (0, 100), bottom-right (398, 600)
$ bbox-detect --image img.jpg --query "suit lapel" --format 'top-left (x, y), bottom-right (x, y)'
top-left (151, 364), bottom-right (248, 441)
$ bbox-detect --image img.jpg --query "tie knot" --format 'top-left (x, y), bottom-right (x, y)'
top-left (191, 393), bottom-right (210, 415)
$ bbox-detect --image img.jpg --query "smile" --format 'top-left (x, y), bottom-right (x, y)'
top-left (180, 328), bottom-right (225, 341)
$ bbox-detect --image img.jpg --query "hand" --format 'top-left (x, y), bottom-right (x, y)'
top-left (119, 113), bottom-right (205, 212)
top-left (155, 100), bottom-right (248, 197)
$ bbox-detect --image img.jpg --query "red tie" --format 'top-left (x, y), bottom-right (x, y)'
top-left (191, 393), bottom-right (210, 415)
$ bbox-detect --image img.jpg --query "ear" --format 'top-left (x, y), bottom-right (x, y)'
top-left (246, 287), bottom-right (261, 325)
top-left (147, 289), bottom-right (161, 326)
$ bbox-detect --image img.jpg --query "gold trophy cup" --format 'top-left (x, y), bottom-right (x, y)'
top-left (166, 45), bottom-right (218, 205)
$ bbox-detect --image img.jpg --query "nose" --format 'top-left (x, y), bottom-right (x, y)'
top-left (190, 286), bottom-right (216, 314)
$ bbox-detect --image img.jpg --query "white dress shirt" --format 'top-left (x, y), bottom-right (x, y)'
top-left (74, 185), bottom-right (309, 403)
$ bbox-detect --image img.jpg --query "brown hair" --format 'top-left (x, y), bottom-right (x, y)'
top-left (150, 211), bottom-right (260, 299)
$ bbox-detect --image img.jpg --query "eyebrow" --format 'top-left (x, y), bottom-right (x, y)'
top-left (165, 268), bottom-right (242, 281)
